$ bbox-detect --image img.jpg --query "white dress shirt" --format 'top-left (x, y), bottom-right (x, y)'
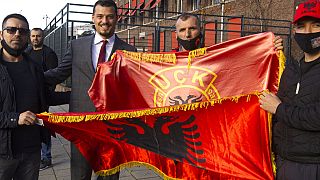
top-left (92, 33), bottom-right (115, 70)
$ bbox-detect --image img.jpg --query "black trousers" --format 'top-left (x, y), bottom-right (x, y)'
top-left (276, 156), bottom-right (320, 180)
top-left (71, 143), bottom-right (120, 180)
top-left (0, 151), bottom-right (41, 180)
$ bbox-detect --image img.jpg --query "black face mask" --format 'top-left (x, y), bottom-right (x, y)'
top-left (177, 33), bottom-right (202, 51)
top-left (1, 40), bottom-right (27, 57)
top-left (294, 32), bottom-right (320, 54)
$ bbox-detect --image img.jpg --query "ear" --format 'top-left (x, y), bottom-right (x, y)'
top-left (92, 14), bottom-right (95, 24)
top-left (0, 31), bottom-right (2, 40)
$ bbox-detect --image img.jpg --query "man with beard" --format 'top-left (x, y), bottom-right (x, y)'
top-left (25, 28), bottom-right (58, 171)
top-left (44, 0), bottom-right (136, 179)
top-left (0, 13), bottom-right (49, 180)
top-left (259, 0), bottom-right (320, 179)
top-left (27, 28), bottom-right (58, 73)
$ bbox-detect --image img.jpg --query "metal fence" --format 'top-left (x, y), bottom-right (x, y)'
top-left (44, 3), bottom-right (292, 62)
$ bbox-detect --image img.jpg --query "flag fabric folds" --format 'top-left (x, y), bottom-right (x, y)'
top-left (39, 32), bottom-right (283, 179)
top-left (40, 95), bottom-right (273, 179)
top-left (89, 32), bottom-right (280, 112)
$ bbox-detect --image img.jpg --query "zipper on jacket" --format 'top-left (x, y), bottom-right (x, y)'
top-left (296, 60), bottom-right (302, 95)
top-left (295, 82), bottom-right (300, 94)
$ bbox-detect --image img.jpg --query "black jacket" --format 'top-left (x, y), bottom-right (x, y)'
top-left (26, 45), bottom-right (70, 105)
top-left (273, 57), bottom-right (320, 163)
top-left (0, 51), bottom-right (49, 159)
top-left (25, 45), bottom-right (58, 71)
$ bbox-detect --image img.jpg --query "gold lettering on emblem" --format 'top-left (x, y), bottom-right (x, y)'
top-left (192, 71), bottom-right (208, 87)
top-left (174, 70), bottom-right (186, 84)
top-left (154, 75), bottom-right (171, 90)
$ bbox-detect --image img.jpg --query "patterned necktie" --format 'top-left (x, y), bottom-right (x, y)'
top-left (98, 40), bottom-right (107, 64)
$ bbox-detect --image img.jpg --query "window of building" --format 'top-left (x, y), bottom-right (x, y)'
top-left (138, 12), bottom-right (144, 24)
top-left (159, 0), bottom-right (167, 18)
top-left (171, 31), bottom-right (178, 50)
top-left (148, 8), bottom-right (155, 23)
top-left (204, 22), bottom-right (216, 46)
top-left (191, 0), bottom-right (200, 10)
top-left (131, 0), bottom-right (137, 8)
top-left (137, 0), bottom-right (145, 24)
top-left (227, 18), bottom-right (242, 40)
top-left (147, 33), bottom-right (154, 52)
top-left (212, 0), bottom-right (220, 4)
top-left (117, 19), bottom-right (122, 30)
top-left (123, 18), bottom-right (128, 29)
top-left (130, 13), bottom-right (136, 25)
top-left (177, 0), bottom-right (183, 13)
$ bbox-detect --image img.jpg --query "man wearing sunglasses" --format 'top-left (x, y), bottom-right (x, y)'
top-left (0, 13), bottom-right (50, 180)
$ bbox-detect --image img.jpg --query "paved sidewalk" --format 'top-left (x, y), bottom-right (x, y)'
top-left (39, 105), bottom-right (163, 180)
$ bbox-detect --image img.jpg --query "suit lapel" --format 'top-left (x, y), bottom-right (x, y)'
top-left (84, 35), bottom-right (96, 76)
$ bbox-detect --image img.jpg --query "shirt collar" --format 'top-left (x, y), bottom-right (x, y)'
top-left (93, 32), bottom-right (116, 45)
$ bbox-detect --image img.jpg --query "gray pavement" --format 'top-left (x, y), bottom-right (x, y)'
top-left (39, 105), bottom-right (163, 180)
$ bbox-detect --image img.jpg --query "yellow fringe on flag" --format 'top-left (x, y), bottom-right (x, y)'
top-left (270, 49), bottom-right (286, 176)
top-left (41, 91), bottom-right (265, 124)
top-left (268, 112), bottom-right (276, 175)
top-left (95, 161), bottom-right (181, 180)
top-left (39, 90), bottom-right (273, 178)
top-left (110, 53), bottom-right (116, 62)
top-left (123, 51), bottom-right (177, 64)
top-left (277, 50), bottom-right (286, 85)
top-left (187, 47), bottom-right (207, 68)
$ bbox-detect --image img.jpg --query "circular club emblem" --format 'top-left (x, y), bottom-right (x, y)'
top-left (149, 66), bottom-right (220, 107)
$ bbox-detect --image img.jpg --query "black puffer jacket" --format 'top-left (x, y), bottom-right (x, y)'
top-left (0, 52), bottom-right (49, 159)
top-left (273, 57), bottom-right (320, 163)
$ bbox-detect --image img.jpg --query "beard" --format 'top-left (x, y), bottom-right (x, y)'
top-left (95, 23), bottom-right (115, 39)
top-left (32, 40), bottom-right (43, 48)
top-left (1, 40), bottom-right (28, 57)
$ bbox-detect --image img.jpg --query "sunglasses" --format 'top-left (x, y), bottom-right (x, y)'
top-left (3, 27), bottom-right (30, 35)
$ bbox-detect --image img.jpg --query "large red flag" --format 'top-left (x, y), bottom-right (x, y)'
top-left (40, 95), bottom-right (273, 179)
top-left (39, 32), bottom-right (284, 179)
top-left (89, 32), bottom-right (280, 112)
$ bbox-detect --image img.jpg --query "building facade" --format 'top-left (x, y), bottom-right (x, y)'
top-left (114, 0), bottom-right (304, 57)
top-left (44, 0), bottom-right (307, 61)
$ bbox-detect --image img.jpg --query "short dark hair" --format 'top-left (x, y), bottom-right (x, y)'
top-left (176, 13), bottom-right (201, 28)
top-left (2, 13), bottom-right (29, 30)
top-left (31, 28), bottom-right (43, 32)
top-left (93, 0), bottom-right (118, 15)
top-left (31, 28), bottom-right (44, 34)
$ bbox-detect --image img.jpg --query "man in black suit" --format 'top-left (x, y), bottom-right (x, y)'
top-left (44, 0), bottom-right (136, 179)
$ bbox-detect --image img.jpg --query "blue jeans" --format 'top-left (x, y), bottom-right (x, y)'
top-left (41, 137), bottom-right (52, 161)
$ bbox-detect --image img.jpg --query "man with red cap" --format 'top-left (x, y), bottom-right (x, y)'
top-left (260, 0), bottom-right (320, 179)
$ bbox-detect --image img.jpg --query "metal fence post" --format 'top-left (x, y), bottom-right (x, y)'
top-left (154, 5), bottom-right (160, 52)
top-left (240, 15), bottom-right (245, 37)
top-left (214, 20), bottom-right (218, 44)
top-left (154, 26), bottom-right (160, 52)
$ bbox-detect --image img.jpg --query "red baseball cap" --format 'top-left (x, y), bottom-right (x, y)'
top-left (293, 0), bottom-right (320, 23)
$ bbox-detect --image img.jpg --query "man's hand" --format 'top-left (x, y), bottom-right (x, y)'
top-left (18, 111), bottom-right (37, 125)
top-left (274, 36), bottom-right (284, 51)
top-left (259, 92), bottom-right (281, 114)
